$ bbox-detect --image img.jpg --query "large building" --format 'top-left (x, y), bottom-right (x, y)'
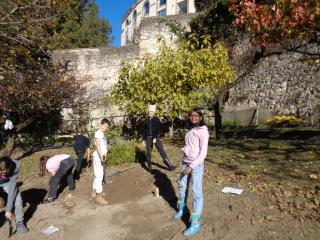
top-left (121, 0), bottom-right (196, 46)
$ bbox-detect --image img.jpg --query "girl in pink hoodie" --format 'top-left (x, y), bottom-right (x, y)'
top-left (174, 108), bottom-right (209, 237)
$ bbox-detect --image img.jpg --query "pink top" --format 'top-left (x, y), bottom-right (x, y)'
top-left (46, 154), bottom-right (70, 174)
top-left (182, 125), bottom-right (209, 169)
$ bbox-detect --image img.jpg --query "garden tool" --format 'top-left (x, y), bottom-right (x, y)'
top-left (107, 166), bottom-right (135, 177)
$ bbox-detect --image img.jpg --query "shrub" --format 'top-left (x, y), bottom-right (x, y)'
top-left (222, 119), bottom-right (242, 128)
top-left (265, 116), bottom-right (307, 128)
top-left (107, 140), bottom-right (141, 166)
top-left (106, 124), bottom-right (124, 144)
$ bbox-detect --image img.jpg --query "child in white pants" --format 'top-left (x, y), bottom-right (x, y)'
top-left (92, 118), bottom-right (110, 205)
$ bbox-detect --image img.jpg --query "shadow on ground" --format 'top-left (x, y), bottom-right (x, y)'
top-left (21, 188), bottom-right (47, 223)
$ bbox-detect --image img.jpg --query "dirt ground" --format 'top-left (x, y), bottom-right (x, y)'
top-left (0, 141), bottom-right (320, 240)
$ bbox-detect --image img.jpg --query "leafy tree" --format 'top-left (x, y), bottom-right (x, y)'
top-left (46, 0), bottom-right (113, 49)
top-left (111, 41), bottom-right (235, 135)
top-left (230, 0), bottom-right (320, 47)
top-left (0, 1), bottom-right (91, 157)
top-left (190, 0), bottom-right (236, 46)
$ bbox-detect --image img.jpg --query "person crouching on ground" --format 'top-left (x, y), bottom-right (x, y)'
top-left (0, 156), bottom-right (29, 233)
top-left (39, 154), bottom-right (75, 204)
top-left (144, 104), bottom-right (175, 172)
top-left (174, 108), bottom-right (209, 237)
top-left (92, 118), bottom-right (110, 205)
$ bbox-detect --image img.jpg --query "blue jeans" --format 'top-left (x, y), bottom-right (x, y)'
top-left (178, 162), bottom-right (204, 214)
top-left (1, 184), bottom-right (24, 223)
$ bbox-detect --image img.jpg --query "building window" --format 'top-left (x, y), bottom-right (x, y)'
top-left (126, 19), bottom-right (130, 26)
top-left (177, 0), bottom-right (187, 14)
top-left (159, 0), bottom-right (166, 7)
top-left (144, 1), bottom-right (150, 16)
top-left (132, 10), bottom-right (137, 24)
top-left (158, 8), bottom-right (166, 16)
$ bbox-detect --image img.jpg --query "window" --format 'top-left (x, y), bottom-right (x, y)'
top-left (159, 0), bottom-right (166, 7)
top-left (177, 0), bottom-right (187, 14)
top-left (132, 10), bottom-right (137, 24)
top-left (126, 19), bottom-right (130, 26)
top-left (158, 8), bottom-right (166, 16)
top-left (144, 1), bottom-right (150, 16)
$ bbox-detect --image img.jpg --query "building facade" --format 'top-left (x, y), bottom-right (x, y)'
top-left (121, 0), bottom-right (196, 46)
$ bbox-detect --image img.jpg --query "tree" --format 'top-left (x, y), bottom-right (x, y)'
top-left (111, 41), bottom-right (235, 136)
top-left (190, 0), bottom-right (237, 45)
top-left (0, 46), bottom-right (87, 157)
top-left (0, 1), bottom-right (92, 157)
top-left (46, 0), bottom-right (113, 49)
top-left (230, 0), bottom-right (320, 48)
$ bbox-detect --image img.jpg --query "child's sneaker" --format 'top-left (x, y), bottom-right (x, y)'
top-left (42, 198), bottom-right (55, 204)
top-left (95, 195), bottom-right (108, 205)
top-left (91, 192), bottom-right (105, 199)
top-left (16, 221), bottom-right (29, 233)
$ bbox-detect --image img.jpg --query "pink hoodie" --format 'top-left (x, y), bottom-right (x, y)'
top-left (46, 154), bottom-right (70, 174)
top-left (182, 125), bottom-right (209, 169)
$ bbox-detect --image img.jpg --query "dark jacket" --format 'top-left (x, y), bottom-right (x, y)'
top-left (73, 135), bottom-right (90, 153)
top-left (0, 160), bottom-right (19, 212)
top-left (144, 116), bottom-right (161, 138)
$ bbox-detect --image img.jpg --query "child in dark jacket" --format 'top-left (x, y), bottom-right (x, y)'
top-left (144, 104), bottom-right (175, 172)
top-left (0, 156), bottom-right (29, 233)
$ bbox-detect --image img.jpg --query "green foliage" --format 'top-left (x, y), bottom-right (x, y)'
top-left (265, 116), bottom-right (307, 128)
top-left (190, 0), bottom-right (236, 46)
top-left (107, 140), bottom-right (138, 166)
top-left (111, 41), bottom-right (235, 120)
top-left (47, 0), bottom-right (112, 49)
top-left (222, 119), bottom-right (242, 128)
top-left (106, 124), bottom-right (124, 144)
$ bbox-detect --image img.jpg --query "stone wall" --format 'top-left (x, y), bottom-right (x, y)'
top-left (52, 45), bottom-right (140, 130)
top-left (52, 13), bottom-right (196, 130)
top-left (225, 42), bottom-right (320, 126)
top-left (53, 13), bottom-right (320, 130)
top-left (138, 13), bottom-right (196, 56)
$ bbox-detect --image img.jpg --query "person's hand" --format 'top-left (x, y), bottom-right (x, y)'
top-left (5, 211), bottom-right (13, 221)
top-left (183, 166), bottom-right (192, 176)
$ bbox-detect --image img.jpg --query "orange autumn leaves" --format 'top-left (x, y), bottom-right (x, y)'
top-left (230, 0), bottom-right (320, 46)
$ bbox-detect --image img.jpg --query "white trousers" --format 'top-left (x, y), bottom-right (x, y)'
top-left (92, 153), bottom-right (104, 193)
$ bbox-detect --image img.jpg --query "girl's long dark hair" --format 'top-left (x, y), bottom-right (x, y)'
top-left (39, 155), bottom-right (50, 176)
top-left (0, 156), bottom-right (14, 175)
top-left (187, 108), bottom-right (206, 129)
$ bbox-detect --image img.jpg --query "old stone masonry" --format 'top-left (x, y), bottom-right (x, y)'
top-left (53, 13), bottom-right (320, 127)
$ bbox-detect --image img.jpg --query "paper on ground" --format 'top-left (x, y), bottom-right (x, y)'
top-left (41, 225), bottom-right (59, 235)
top-left (221, 187), bottom-right (243, 195)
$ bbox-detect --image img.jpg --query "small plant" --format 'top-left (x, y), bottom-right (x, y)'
top-left (222, 119), bottom-right (242, 128)
top-left (265, 116), bottom-right (307, 128)
top-left (107, 124), bottom-right (124, 144)
top-left (107, 140), bottom-right (139, 166)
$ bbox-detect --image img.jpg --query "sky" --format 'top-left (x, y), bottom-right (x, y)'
top-left (96, 0), bottom-right (136, 47)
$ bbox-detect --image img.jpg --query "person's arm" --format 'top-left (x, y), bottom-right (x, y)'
top-left (189, 129), bottom-right (209, 170)
top-left (95, 138), bottom-right (104, 163)
top-left (154, 117), bottom-right (161, 136)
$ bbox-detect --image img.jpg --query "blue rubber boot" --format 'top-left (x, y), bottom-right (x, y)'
top-left (183, 213), bottom-right (201, 237)
top-left (174, 200), bottom-right (186, 219)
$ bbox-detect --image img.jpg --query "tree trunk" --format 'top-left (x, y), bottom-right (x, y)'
top-left (0, 132), bottom-right (15, 158)
top-left (214, 95), bottom-right (224, 139)
top-left (0, 118), bottom-right (34, 158)
top-left (169, 119), bottom-right (174, 138)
